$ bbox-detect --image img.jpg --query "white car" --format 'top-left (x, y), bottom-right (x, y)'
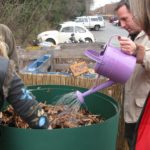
top-left (75, 16), bottom-right (105, 31)
top-left (112, 20), bottom-right (120, 26)
top-left (37, 22), bottom-right (95, 45)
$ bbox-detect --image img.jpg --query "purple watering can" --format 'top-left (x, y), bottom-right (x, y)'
top-left (76, 35), bottom-right (136, 103)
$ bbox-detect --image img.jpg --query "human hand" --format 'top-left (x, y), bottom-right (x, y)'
top-left (48, 125), bottom-right (52, 130)
top-left (118, 36), bottom-right (137, 55)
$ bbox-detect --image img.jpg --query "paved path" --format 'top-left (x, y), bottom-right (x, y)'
top-left (92, 20), bottom-right (128, 46)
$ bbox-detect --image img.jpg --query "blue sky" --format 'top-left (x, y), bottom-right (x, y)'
top-left (91, 0), bottom-right (121, 10)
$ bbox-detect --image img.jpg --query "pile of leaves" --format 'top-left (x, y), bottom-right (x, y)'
top-left (0, 103), bottom-right (104, 129)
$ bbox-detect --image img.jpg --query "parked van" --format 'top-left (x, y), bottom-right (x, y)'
top-left (75, 16), bottom-right (105, 31)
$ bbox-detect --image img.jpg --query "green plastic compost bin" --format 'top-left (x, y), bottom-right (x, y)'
top-left (0, 85), bottom-right (120, 150)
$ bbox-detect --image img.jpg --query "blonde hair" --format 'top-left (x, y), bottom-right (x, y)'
top-left (0, 41), bottom-right (9, 59)
top-left (129, 0), bottom-right (150, 35)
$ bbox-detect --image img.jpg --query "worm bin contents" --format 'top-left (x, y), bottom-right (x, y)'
top-left (0, 103), bottom-right (104, 129)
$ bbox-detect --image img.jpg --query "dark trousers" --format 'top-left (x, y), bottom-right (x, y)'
top-left (125, 123), bottom-right (137, 150)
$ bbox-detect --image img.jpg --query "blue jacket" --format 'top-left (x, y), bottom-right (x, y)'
top-left (0, 56), bottom-right (49, 129)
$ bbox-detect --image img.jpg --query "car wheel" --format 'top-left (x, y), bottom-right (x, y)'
top-left (46, 38), bottom-right (56, 45)
top-left (85, 38), bottom-right (92, 43)
top-left (94, 25), bottom-right (100, 31)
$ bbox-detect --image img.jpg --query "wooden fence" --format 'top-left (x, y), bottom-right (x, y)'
top-left (19, 73), bottom-right (129, 150)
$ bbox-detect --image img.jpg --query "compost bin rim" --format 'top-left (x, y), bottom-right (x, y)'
top-left (28, 84), bottom-right (120, 114)
top-left (28, 85), bottom-right (120, 109)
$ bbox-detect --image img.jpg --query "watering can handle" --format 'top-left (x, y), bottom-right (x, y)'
top-left (107, 34), bottom-right (120, 47)
top-left (84, 50), bottom-right (102, 63)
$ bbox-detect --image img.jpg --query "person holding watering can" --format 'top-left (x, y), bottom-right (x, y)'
top-left (115, 0), bottom-right (150, 149)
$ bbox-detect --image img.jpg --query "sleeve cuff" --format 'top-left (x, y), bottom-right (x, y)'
top-left (135, 44), bottom-right (145, 64)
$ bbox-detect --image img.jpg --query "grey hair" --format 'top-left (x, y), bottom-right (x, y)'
top-left (0, 41), bottom-right (8, 59)
top-left (129, 0), bottom-right (150, 35)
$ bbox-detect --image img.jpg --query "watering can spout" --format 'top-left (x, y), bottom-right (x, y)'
top-left (76, 80), bottom-right (115, 103)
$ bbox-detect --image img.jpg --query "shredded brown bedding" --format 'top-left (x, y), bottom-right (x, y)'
top-left (0, 102), bottom-right (104, 129)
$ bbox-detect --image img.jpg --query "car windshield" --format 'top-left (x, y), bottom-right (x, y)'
top-left (61, 26), bottom-right (74, 32)
top-left (75, 18), bottom-right (83, 22)
top-left (75, 26), bottom-right (86, 33)
top-left (56, 25), bottom-right (62, 31)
